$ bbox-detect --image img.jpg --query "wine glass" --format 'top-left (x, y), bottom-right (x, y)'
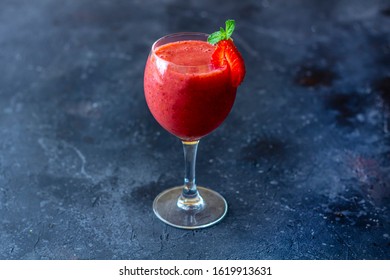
top-left (144, 32), bottom-right (237, 229)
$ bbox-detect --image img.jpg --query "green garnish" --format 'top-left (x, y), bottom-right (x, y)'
top-left (207, 19), bottom-right (235, 45)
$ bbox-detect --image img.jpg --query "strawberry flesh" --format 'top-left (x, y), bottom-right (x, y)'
top-left (211, 39), bottom-right (246, 87)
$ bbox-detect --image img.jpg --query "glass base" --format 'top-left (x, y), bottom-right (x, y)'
top-left (153, 186), bottom-right (227, 229)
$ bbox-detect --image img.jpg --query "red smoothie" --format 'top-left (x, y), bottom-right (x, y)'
top-left (144, 40), bottom-right (237, 141)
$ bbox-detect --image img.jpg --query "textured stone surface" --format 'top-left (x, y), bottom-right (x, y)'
top-left (0, 0), bottom-right (389, 259)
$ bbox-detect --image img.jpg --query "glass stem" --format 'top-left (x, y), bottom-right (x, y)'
top-left (177, 140), bottom-right (204, 211)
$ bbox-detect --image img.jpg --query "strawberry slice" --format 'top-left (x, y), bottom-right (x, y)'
top-left (208, 20), bottom-right (246, 87)
top-left (211, 39), bottom-right (246, 87)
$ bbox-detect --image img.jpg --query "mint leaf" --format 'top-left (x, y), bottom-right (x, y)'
top-left (207, 31), bottom-right (224, 45)
top-left (207, 19), bottom-right (236, 45)
top-left (225, 19), bottom-right (235, 39)
top-left (220, 27), bottom-right (226, 38)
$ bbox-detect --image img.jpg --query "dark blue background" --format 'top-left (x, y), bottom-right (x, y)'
top-left (0, 0), bottom-right (389, 259)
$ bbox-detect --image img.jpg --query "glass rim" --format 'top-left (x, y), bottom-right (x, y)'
top-left (150, 32), bottom-right (214, 68)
